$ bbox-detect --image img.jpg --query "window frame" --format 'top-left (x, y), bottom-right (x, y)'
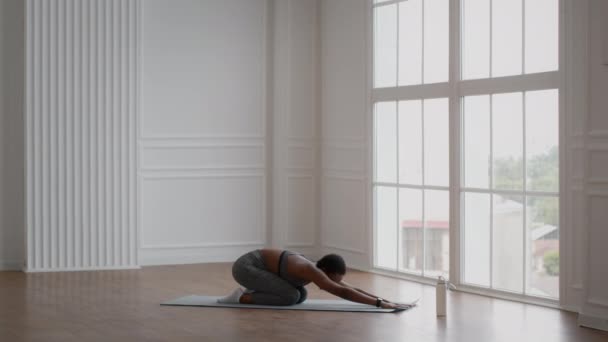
top-left (368, 0), bottom-right (565, 306)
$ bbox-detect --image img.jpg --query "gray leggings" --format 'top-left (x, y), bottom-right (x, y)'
top-left (232, 250), bottom-right (307, 306)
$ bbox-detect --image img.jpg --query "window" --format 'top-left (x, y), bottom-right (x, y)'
top-left (373, 0), bottom-right (450, 279)
top-left (372, 0), bottom-right (560, 300)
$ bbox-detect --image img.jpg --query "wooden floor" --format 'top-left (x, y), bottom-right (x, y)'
top-left (0, 264), bottom-right (606, 342)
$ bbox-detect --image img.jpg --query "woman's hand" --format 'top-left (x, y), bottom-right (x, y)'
top-left (380, 301), bottom-right (414, 310)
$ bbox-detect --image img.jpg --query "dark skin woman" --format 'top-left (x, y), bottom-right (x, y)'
top-left (218, 248), bottom-right (413, 310)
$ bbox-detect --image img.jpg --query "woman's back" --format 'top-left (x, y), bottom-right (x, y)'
top-left (259, 248), bottom-right (311, 287)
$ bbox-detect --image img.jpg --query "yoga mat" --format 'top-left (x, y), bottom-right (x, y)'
top-left (161, 295), bottom-right (417, 313)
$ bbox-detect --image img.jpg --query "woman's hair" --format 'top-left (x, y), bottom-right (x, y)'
top-left (316, 254), bottom-right (346, 275)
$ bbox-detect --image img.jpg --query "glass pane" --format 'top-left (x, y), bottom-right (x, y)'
top-left (374, 5), bottom-right (397, 88)
top-left (423, 0), bottom-right (449, 84)
top-left (492, 194), bottom-right (524, 293)
top-left (464, 192), bottom-right (491, 287)
top-left (492, 93), bottom-right (523, 190)
top-left (526, 90), bottom-right (559, 192)
top-left (424, 189), bottom-right (450, 278)
top-left (492, 0), bottom-right (522, 77)
top-left (463, 95), bottom-right (491, 189)
top-left (462, 0), bottom-right (490, 80)
top-left (375, 102), bottom-right (397, 183)
top-left (399, 100), bottom-right (423, 185)
top-left (424, 98), bottom-right (449, 186)
top-left (375, 187), bottom-right (398, 269)
top-left (526, 196), bottom-right (559, 298)
top-left (399, 188), bottom-right (423, 274)
top-left (525, 0), bottom-right (558, 74)
top-left (374, 0), bottom-right (392, 3)
top-left (398, 0), bottom-right (423, 86)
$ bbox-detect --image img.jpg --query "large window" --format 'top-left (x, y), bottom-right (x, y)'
top-left (372, 0), bottom-right (560, 299)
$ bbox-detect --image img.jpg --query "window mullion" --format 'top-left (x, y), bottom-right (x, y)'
top-left (421, 0), bottom-right (425, 85)
top-left (395, 102), bottom-right (400, 272)
top-left (522, 0), bottom-right (526, 74)
top-left (372, 73), bottom-right (561, 103)
top-left (449, 0), bottom-right (461, 284)
top-left (489, 0), bottom-right (493, 78)
top-left (373, 104), bottom-right (378, 268)
top-left (489, 94), bottom-right (494, 289)
top-left (372, 83), bottom-right (451, 102)
top-left (421, 100), bottom-right (426, 277)
top-left (374, 182), bottom-right (450, 192)
top-left (460, 187), bottom-right (558, 197)
top-left (457, 72), bottom-right (560, 98)
top-left (521, 0), bottom-right (527, 296)
top-left (522, 92), bottom-right (527, 295)
top-left (373, 0), bottom-right (411, 9)
top-left (395, 1), bottom-right (400, 273)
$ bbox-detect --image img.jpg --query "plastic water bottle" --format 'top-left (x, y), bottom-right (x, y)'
top-left (436, 276), bottom-right (447, 317)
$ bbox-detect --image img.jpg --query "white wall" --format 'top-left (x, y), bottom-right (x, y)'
top-left (272, 0), bottom-right (321, 256)
top-left (24, 0), bottom-right (139, 271)
top-left (578, 0), bottom-right (608, 330)
top-left (320, 0), bottom-right (370, 269)
top-left (138, 0), bottom-right (270, 265)
top-left (6, 0), bottom-right (322, 270)
top-left (138, 0), bottom-right (322, 265)
top-left (0, 0), bottom-right (25, 270)
top-left (560, 0), bottom-right (589, 312)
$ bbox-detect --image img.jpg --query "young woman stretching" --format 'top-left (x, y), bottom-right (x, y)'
top-left (218, 248), bottom-right (412, 310)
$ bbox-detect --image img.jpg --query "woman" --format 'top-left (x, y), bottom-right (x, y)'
top-left (217, 248), bottom-right (412, 310)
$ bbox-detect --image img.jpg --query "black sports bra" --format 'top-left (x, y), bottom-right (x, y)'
top-left (277, 250), bottom-right (311, 287)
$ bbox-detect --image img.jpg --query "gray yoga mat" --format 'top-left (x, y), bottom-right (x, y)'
top-left (161, 295), bottom-right (416, 313)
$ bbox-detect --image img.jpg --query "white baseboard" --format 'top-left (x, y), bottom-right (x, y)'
top-left (24, 265), bottom-right (140, 273)
top-left (579, 313), bottom-right (608, 332)
top-left (0, 260), bottom-right (24, 271)
top-left (139, 244), bottom-right (265, 266)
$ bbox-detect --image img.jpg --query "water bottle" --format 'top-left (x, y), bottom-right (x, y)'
top-left (436, 276), bottom-right (447, 317)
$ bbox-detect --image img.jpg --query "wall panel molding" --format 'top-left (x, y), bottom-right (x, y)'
top-left (321, 176), bottom-right (368, 256)
top-left (139, 0), bottom-right (267, 140)
top-left (588, 130), bottom-right (608, 138)
top-left (25, 0), bottom-right (139, 271)
top-left (321, 243), bottom-right (366, 255)
top-left (139, 133), bottom-right (267, 141)
top-left (322, 143), bottom-right (366, 174)
top-left (587, 297), bottom-right (608, 308)
top-left (285, 174), bottom-right (315, 247)
top-left (321, 0), bottom-right (372, 268)
top-left (138, 138), bottom-right (265, 148)
top-left (139, 137), bottom-right (266, 171)
top-left (138, 244), bottom-right (265, 266)
top-left (138, 0), bottom-right (270, 264)
top-left (140, 146), bottom-right (265, 171)
top-left (579, 0), bottom-right (608, 327)
top-left (139, 174), bottom-right (265, 248)
top-left (272, 0), bottom-right (320, 250)
top-left (140, 241), bottom-right (265, 250)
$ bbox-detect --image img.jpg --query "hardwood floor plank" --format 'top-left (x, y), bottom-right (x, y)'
top-left (0, 264), bottom-right (606, 342)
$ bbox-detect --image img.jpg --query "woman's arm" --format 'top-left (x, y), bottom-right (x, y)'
top-left (340, 280), bottom-right (405, 305)
top-left (340, 280), bottom-right (416, 307)
top-left (301, 266), bottom-right (408, 309)
top-left (340, 280), bottom-right (379, 299)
